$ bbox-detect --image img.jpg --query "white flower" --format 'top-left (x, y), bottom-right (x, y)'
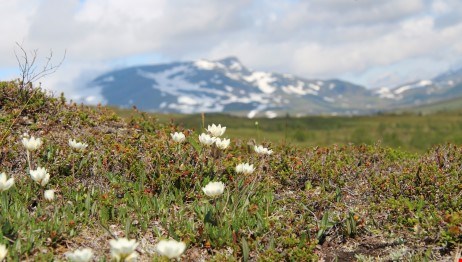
top-left (29, 167), bottom-right (50, 186)
top-left (0, 244), bottom-right (7, 261)
top-left (0, 173), bottom-right (14, 192)
top-left (235, 163), bottom-right (255, 175)
top-left (44, 189), bottom-right (55, 201)
top-left (170, 132), bottom-right (186, 143)
top-left (202, 181), bottom-right (225, 197)
top-left (109, 238), bottom-right (138, 262)
top-left (69, 139), bottom-right (88, 151)
top-left (155, 239), bottom-right (186, 259)
top-left (254, 145), bottom-right (273, 155)
top-left (65, 248), bottom-right (94, 262)
top-left (206, 124), bottom-right (226, 137)
top-left (215, 137), bottom-right (230, 150)
top-left (198, 133), bottom-right (216, 146)
top-left (21, 136), bottom-right (42, 151)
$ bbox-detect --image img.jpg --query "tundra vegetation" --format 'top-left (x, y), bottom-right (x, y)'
top-left (139, 110), bottom-right (462, 154)
top-left (0, 80), bottom-right (461, 261)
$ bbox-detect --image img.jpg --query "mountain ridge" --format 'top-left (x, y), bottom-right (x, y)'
top-left (89, 57), bottom-right (462, 118)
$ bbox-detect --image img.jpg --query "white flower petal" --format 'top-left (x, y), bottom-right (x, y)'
top-left (199, 133), bottom-right (216, 146)
top-left (155, 239), bottom-right (186, 259)
top-left (30, 167), bottom-right (50, 187)
top-left (44, 190), bottom-right (55, 201)
top-left (236, 163), bottom-right (255, 175)
top-left (0, 244), bottom-right (7, 261)
top-left (202, 181), bottom-right (225, 197)
top-left (65, 248), bottom-right (93, 262)
top-left (22, 136), bottom-right (42, 151)
top-left (109, 238), bottom-right (138, 261)
top-left (171, 132), bottom-right (186, 143)
top-left (254, 145), bottom-right (273, 155)
top-left (215, 138), bottom-right (230, 150)
top-left (69, 139), bottom-right (88, 151)
top-left (207, 124), bottom-right (226, 137)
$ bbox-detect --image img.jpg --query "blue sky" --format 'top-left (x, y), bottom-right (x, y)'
top-left (1, 0), bottom-right (462, 101)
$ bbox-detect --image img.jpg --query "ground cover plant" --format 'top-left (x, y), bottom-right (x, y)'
top-left (0, 80), bottom-right (461, 261)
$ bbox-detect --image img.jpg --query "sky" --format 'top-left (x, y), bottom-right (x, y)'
top-left (1, 0), bottom-right (462, 101)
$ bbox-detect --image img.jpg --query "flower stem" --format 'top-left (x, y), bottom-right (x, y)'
top-left (71, 153), bottom-right (75, 177)
top-left (26, 150), bottom-right (32, 171)
top-left (1, 193), bottom-right (8, 216)
top-left (213, 198), bottom-right (222, 227)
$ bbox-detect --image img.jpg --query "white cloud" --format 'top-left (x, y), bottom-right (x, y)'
top-left (39, 61), bottom-right (109, 104)
top-left (432, 0), bottom-right (450, 14)
top-left (0, 0), bottom-right (40, 66)
top-left (0, 0), bottom-right (462, 95)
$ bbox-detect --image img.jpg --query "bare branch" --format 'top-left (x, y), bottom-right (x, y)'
top-left (14, 42), bottom-right (66, 90)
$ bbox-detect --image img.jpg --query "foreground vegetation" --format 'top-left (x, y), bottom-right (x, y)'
top-left (1, 81), bottom-right (461, 261)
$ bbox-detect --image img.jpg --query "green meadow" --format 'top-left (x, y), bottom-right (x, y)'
top-left (117, 109), bottom-right (462, 153)
top-left (1, 81), bottom-right (462, 261)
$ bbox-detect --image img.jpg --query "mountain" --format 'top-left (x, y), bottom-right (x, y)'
top-left (89, 57), bottom-right (462, 117)
top-left (373, 68), bottom-right (462, 108)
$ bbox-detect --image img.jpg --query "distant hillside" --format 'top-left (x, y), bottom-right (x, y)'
top-left (393, 96), bottom-right (462, 115)
top-left (375, 68), bottom-right (462, 110)
top-left (87, 57), bottom-right (462, 117)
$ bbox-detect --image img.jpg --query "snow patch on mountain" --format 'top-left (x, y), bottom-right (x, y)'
top-left (375, 80), bottom-right (434, 100)
top-left (195, 59), bottom-right (219, 70)
top-left (229, 61), bottom-right (243, 71)
top-left (247, 104), bottom-right (268, 118)
top-left (394, 80), bottom-right (433, 94)
top-left (375, 87), bottom-right (396, 99)
top-left (225, 72), bottom-right (241, 81)
top-left (244, 72), bottom-right (277, 94)
top-left (309, 83), bottom-right (321, 91)
top-left (282, 81), bottom-right (306, 95)
top-left (281, 81), bottom-right (325, 96)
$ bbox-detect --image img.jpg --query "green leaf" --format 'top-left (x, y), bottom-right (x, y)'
top-left (241, 237), bottom-right (250, 262)
top-left (188, 137), bottom-right (201, 153)
top-left (204, 210), bottom-right (217, 226)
